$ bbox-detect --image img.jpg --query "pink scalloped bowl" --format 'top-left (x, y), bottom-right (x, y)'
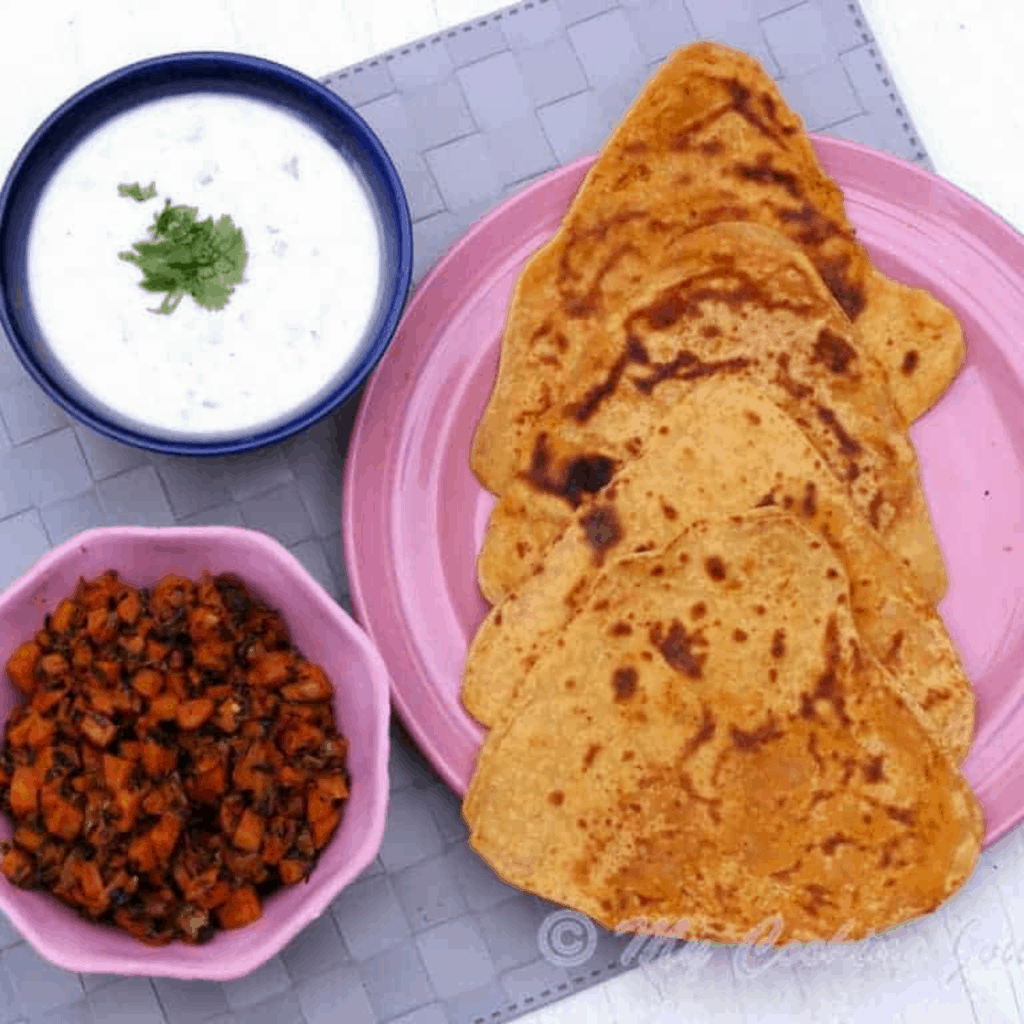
top-left (0, 526), bottom-right (391, 980)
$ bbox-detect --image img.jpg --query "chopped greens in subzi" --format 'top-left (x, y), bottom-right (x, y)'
top-left (118, 193), bottom-right (248, 315)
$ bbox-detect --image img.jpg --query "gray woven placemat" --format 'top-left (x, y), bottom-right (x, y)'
top-left (0, 2), bottom-right (926, 1022)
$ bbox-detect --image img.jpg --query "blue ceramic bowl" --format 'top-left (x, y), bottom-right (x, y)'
top-left (0, 52), bottom-right (413, 456)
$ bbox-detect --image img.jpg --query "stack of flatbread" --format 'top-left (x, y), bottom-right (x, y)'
top-left (460, 42), bottom-right (982, 944)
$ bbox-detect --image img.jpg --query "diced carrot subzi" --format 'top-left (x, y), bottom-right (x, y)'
top-left (9, 766), bottom-right (39, 817)
top-left (131, 669), bottom-right (163, 698)
top-left (233, 809), bottom-right (265, 852)
top-left (176, 698), bottom-right (214, 730)
top-left (216, 885), bottom-right (261, 929)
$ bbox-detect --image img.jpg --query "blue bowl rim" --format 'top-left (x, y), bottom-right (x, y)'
top-left (0, 50), bottom-right (414, 457)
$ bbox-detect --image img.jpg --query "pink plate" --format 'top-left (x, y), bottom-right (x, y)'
top-left (343, 138), bottom-right (1024, 847)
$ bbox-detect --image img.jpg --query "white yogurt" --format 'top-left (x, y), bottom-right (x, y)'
top-left (27, 93), bottom-right (384, 438)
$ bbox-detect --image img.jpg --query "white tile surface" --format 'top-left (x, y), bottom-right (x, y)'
top-left (1, 2), bottom-right (1022, 1024)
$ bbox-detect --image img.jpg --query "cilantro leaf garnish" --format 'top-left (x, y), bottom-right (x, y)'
top-left (117, 181), bottom-right (157, 201)
top-left (118, 195), bottom-right (248, 315)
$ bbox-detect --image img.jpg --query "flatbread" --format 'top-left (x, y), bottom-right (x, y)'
top-left (470, 43), bottom-right (963, 507)
top-left (463, 513), bottom-right (983, 943)
top-left (464, 379), bottom-right (974, 764)
top-left (472, 221), bottom-right (947, 605)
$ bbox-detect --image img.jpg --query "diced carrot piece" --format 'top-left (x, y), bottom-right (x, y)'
top-left (41, 787), bottom-right (83, 841)
top-left (141, 740), bottom-right (177, 778)
top-left (118, 634), bottom-right (145, 657)
top-left (87, 686), bottom-right (117, 717)
top-left (128, 834), bottom-right (157, 872)
top-left (50, 600), bottom-right (78, 635)
top-left (188, 762), bottom-right (226, 803)
top-left (176, 698), bottom-right (214, 730)
top-left (86, 608), bottom-right (118, 644)
top-left (165, 672), bottom-right (189, 700)
top-left (31, 687), bottom-right (64, 714)
top-left (316, 773), bottom-right (350, 801)
top-left (72, 642), bottom-right (93, 670)
top-left (198, 880), bottom-right (232, 910)
top-left (141, 788), bottom-right (167, 816)
top-left (145, 639), bottom-right (170, 664)
top-left (38, 653), bottom-right (69, 679)
top-left (103, 753), bottom-right (131, 792)
top-left (119, 740), bottom-right (142, 765)
top-left (149, 812), bottom-right (182, 861)
top-left (80, 713), bottom-right (117, 749)
top-left (13, 824), bottom-right (45, 852)
top-left (149, 575), bottom-right (193, 619)
top-left (131, 669), bottom-right (163, 698)
top-left (278, 860), bottom-right (306, 886)
top-left (282, 663), bottom-right (333, 702)
top-left (9, 766), bottom-right (39, 818)
top-left (233, 809), bottom-right (265, 853)
top-left (279, 765), bottom-right (307, 788)
top-left (115, 788), bottom-right (142, 832)
top-left (310, 808), bottom-right (339, 849)
top-left (149, 692), bottom-right (179, 721)
top-left (116, 589), bottom-right (141, 625)
top-left (260, 833), bottom-right (287, 865)
top-left (94, 660), bottom-right (121, 686)
top-left (1, 846), bottom-right (33, 887)
top-left (247, 652), bottom-right (291, 688)
top-left (71, 776), bottom-right (89, 793)
top-left (279, 723), bottom-right (323, 756)
top-left (216, 885), bottom-right (262, 929)
top-left (7, 642), bottom-right (41, 683)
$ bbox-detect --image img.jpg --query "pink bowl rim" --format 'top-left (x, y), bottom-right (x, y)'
top-left (0, 524), bottom-right (392, 980)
